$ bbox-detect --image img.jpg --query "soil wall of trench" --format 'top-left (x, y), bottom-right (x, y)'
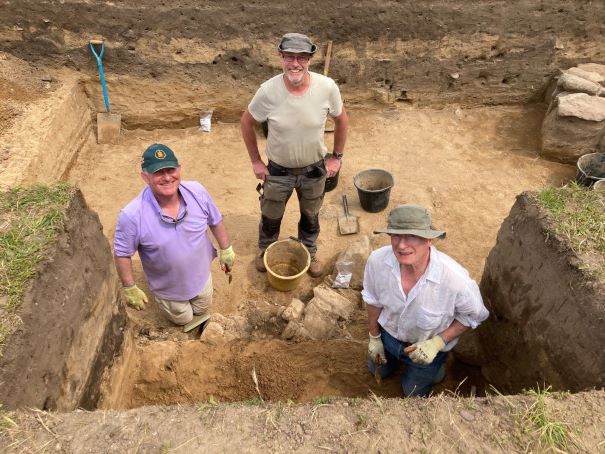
top-left (0, 189), bottom-right (127, 411)
top-left (479, 192), bottom-right (605, 393)
top-left (1, 1), bottom-right (604, 130)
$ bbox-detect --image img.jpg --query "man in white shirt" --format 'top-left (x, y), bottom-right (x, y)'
top-left (363, 204), bottom-right (489, 397)
top-left (240, 33), bottom-right (348, 277)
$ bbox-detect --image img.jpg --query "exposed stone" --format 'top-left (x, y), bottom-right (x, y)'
top-left (330, 235), bottom-right (371, 290)
top-left (540, 103), bottom-right (605, 164)
top-left (281, 320), bottom-right (311, 341)
top-left (557, 93), bottom-right (605, 121)
top-left (577, 63), bottom-right (605, 79)
top-left (300, 285), bottom-right (356, 340)
top-left (206, 313), bottom-right (250, 340)
top-left (566, 67), bottom-right (605, 85)
top-left (310, 285), bottom-right (357, 319)
top-left (557, 73), bottom-right (603, 96)
top-left (202, 321), bottom-right (238, 344)
top-left (281, 298), bottom-right (305, 321)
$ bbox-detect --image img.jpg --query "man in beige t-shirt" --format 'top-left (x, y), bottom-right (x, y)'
top-left (241, 33), bottom-right (349, 277)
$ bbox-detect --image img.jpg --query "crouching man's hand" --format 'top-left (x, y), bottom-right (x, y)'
top-left (368, 332), bottom-right (386, 365)
top-left (219, 245), bottom-right (236, 272)
top-left (123, 284), bottom-right (148, 310)
top-left (404, 335), bottom-right (445, 365)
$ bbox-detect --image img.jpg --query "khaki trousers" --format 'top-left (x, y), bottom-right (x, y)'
top-left (155, 274), bottom-right (213, 326)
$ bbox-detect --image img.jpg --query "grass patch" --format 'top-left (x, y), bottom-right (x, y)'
top-left (536, 182), bottom-right (605, 279)
top-left (0, 404), bottom-right (17, 433)
top-left (313, 396), bottom-right (336, 405)
top-left (520, 386), bottom-right (571, 452)
top-left (0, 183), bottom-right (74, 356)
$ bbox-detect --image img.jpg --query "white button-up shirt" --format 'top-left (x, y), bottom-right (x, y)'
top-left (362, 245), bottom-right (489, 351)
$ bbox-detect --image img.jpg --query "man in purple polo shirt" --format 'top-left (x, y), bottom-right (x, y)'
top-left (114, 143), bottom-right (236, 332)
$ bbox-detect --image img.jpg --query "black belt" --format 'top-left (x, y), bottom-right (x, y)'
top-left (268, 160), bottom-right (324, 176)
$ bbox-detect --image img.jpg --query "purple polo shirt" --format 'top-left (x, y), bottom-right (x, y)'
top-left (114, 181), bottom-right (222, 300)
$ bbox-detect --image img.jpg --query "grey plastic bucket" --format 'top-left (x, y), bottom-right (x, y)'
top-left (353, 169), bottom-right (394, 213)
top-left (594, 180), bottom-right (605, 193)
top-left (576, 152), bottom-right (605, 187)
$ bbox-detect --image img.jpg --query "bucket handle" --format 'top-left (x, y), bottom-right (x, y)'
top-left (288, 236), bottom-right (311, 254)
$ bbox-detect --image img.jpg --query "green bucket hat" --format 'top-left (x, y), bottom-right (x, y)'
top-left (141, 143), bottom-right (179, 173)
top-left (374, 204), bottom-right (446, 239)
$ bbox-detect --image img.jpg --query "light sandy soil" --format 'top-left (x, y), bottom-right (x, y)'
top-left (61, 104), bottom-right (575, 409)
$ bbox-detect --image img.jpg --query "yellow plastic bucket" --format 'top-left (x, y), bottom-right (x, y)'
top-left (264, 238), bottom-right (310, 291)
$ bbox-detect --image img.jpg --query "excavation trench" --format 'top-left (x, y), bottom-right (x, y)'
top-left (4, 76), bottom-right (603, 413)
top-left (100, 311), bottom-right (488, 410)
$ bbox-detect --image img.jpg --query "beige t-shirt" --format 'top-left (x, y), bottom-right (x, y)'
top-left (248, 71), bottom-right (343, 168)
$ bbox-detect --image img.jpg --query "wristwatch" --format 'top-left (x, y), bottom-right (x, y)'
top-left (332, 151), bottom-right (343, 161)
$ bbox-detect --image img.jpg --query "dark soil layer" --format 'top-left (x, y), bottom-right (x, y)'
top-left (1, 0), bottom-right (604, 107)
top-left (479, 192), bottom-right (605, 393)
top-left (0, 189), bottom-right (126, 411)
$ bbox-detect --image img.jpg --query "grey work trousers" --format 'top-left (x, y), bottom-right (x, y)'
top-left (258, 162), bottom-right (326, 255)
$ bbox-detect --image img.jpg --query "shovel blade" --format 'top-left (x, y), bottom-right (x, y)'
top-left (338, 215), bottom-right (359, 235)
top-left (183, 313), bottom-right (211, 333)
top-left (97, 112), bottom-right (121, 144)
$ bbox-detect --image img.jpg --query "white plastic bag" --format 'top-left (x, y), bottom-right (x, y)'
top-left (331, 259), bottom-right (353, 289)
top-left (199, 110), bottom-right (213, 132)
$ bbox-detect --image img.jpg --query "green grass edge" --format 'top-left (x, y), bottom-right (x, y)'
top-left (0, 183), bottom-right (75, 357)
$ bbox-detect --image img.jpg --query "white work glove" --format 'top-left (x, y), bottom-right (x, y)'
top-left (368, 332), bottom-right (386, 365)
top-left (404, 335), bottom-right (446, 365)
top-left (219, 245), bottom-right (236, 272)
top-left (123, 284), bottom-right (148, 311)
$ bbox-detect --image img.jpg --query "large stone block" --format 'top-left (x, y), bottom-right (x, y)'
top-left (540, 104), bottom-right (605, 164)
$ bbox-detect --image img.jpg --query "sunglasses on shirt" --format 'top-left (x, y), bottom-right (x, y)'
top-left (159, 208), bottom-right (188, 225)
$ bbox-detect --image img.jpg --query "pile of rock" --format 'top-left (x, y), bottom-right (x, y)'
top-left (281, 236), bottom-right (371, 341)
top-left (541, 63), bottom-right (605, 164)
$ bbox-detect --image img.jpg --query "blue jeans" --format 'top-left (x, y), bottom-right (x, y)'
top-left (368, 327), bottom-right (448, 397)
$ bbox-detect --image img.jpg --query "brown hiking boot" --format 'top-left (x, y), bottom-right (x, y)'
top-left (255, 250), bottom-right (266, 272)
top-left (308, 255), bottom-right (323, 277)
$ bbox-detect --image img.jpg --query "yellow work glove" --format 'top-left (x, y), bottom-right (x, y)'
top-left (219, 245), bottom-right (236, 272)
top-left (368, 332), bottom-right (386, 365)
top-left (123, 284), bottom-right (148, 310)
top-left (404, 335), bottom-right (445, 365)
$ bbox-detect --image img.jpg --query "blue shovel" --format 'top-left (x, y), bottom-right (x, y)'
top-left (89, 39), bottom-right (121, 143)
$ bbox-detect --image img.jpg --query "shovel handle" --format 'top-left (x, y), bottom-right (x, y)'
top-left (342, 195), bottom-right (350, 219)
top-left (89, 40), bottom-right (111, 113)
top-left (323, 40), bottom-right (333, 76)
